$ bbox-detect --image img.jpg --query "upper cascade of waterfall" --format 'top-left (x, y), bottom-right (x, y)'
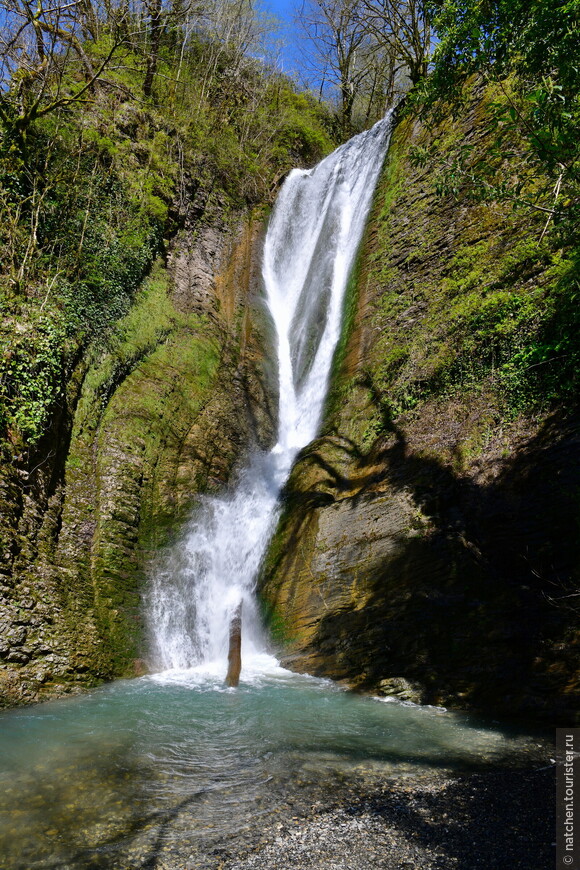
top-left (147, 114), bottom-right (393, 673)
top-left (263, 114), bottom-right (394, 465)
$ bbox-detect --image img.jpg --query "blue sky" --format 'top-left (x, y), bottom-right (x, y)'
top-left (265, 0), bottom-right (294, 20)
top-left (261, 0), bottom-right (307, 79)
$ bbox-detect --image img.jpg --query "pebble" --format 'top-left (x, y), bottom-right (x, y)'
top-left (0, 759), bottom-right (554, 869)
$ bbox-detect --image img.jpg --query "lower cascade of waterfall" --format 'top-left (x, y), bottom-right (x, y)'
top-left (147, 114), bottom-right (394, 676)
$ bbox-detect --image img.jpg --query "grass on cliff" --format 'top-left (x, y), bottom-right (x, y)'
top-left (0, 31), bottom-right (335, 457)
top-left (325, 88), bottom-right (580, 460)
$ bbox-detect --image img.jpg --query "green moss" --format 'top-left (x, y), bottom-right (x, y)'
top-left (258, 598), bottom-right (298, 647)
top-left (347, 88), bottom-right (580, 432)
top-left (78, 261), bottom-right (184, 415)
top-left (375, 117), bottom-right (411, 220)
top-left (58, 258), bottom-right (225, 676)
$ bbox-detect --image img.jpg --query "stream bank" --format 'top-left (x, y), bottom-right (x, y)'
top-left (220, 765), bottom-right (553, 870)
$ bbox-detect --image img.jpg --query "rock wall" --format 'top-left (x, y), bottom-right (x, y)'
top-left (259, 103), bottom-right (580, 723)
top-left (0, 199), bottom-right (273, 708)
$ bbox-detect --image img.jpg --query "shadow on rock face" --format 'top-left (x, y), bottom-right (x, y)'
top-left (260, 407), bottom-right (580, 723)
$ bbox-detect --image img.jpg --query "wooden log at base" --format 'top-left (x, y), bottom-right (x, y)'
top-left (225, 602), bottom-right (242, 687)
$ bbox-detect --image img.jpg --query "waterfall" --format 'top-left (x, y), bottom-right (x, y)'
top-left (147, 115), bottom-right (393, 673)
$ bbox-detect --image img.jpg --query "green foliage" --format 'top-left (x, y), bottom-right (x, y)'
top-left (447, 256), bottom-right (580, 414)
top-left (0, 311), bottom-right (68, 444)
top-left (384, 242), bottom-right (579, 418)
top-left (353, 119), bottom-right (580, 434)
top-left (0, 27), bottom-right (335, 450)
top-left (416, 0), bottom-right (580, 240)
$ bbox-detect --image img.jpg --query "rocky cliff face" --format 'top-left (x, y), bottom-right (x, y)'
top-left (3, 92), bottom-right (577, 721)
top-left (259, 102), bottom-right (579, 723)
top-left (0, 196), bottom-right (273, 708)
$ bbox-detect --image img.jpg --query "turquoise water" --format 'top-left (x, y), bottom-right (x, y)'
top-left (0, 659), bottom-right (549, 869)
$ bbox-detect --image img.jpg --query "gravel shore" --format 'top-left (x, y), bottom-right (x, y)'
top-left (135, 762), bottom-right (553, 870)
top-left (219, 766), bottom-right (554, 870)
top-left (20, 738), bottom-right (550, 869)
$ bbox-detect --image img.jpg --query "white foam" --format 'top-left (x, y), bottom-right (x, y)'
top-left (374, 695), bottom-right (449, 713)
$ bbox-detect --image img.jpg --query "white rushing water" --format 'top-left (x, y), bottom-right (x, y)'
top-left (147, 115), bottom-right (393, 673)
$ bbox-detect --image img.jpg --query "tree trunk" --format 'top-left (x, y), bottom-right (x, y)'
top-left (143, 0), bottom-right (163, 97)
top-left (225, 602), bottom-right (242, 687)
